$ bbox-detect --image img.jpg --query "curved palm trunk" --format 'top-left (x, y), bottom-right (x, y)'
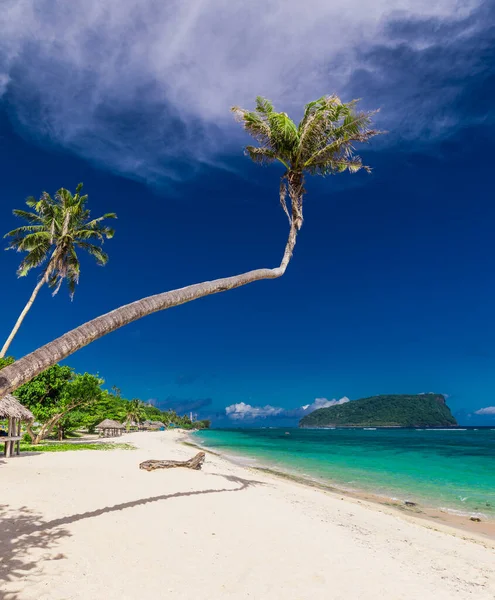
top-left (0, 273), bottom-right (49, 358)
top-left (0, 218), bottom-right (300, 397)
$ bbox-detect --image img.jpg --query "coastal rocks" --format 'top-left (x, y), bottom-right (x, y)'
top-left (469, 517), bottom-right (482, 522)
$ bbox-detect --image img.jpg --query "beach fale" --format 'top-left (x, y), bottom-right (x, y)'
top-left (95, 419), bottom-right (125, 437)
top-left (0, 394), bottom-right (34, 458)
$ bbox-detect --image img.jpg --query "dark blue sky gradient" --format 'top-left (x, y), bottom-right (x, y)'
top-left (1, 5), bottom-right (495, 425)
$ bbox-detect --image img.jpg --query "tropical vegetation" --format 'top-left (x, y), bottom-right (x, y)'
top-left (19, 442), bottom-right (135, 452)
top-left (0, 95), bottom-right (379, 399)
top-left (299, 394), bottom-right (458, 428)
top-left (0, 356), bottom-right (209, 444)
top-left (0, 183), bottom-right (116, 358)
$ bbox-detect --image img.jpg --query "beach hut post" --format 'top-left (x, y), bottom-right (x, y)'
top-left (0, 393), bottom-right (34, 458)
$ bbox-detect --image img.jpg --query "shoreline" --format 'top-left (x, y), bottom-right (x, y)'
top-left (1, 430), bottom-right (494, 599)
top-left (185, 433), bottom-right (495, 541)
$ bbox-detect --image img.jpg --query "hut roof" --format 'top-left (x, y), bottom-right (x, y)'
top-left (95, 418), bottom-right (124, 429)
top-left (151, 421), bottom-right (166, 428)
top-left (0, 394), bottom-right (34, 421)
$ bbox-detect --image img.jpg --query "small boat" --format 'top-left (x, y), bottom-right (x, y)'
top-left (284, 432), bottom-right (290, 435)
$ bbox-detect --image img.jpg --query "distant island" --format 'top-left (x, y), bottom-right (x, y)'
top-left (299, 394), bottom-right (457, 428)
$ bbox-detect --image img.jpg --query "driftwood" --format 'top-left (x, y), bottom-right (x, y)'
top-left (139, 451), bottom-right (206, 472)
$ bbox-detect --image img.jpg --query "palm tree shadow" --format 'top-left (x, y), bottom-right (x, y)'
top-left (0, 473), bottom-right (262, 598)
top-left (0, 504), bottom-right (70, 600)
top-left (32, 473), bottom-right (264, 532)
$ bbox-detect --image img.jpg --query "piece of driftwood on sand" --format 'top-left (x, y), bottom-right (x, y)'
top-left (139, 451), bottom-right (206, 472)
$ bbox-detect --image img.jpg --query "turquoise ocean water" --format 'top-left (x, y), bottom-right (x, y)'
top-left (194, 428), bottom-right (495, 518)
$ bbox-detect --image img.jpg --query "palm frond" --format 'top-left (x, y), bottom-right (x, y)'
top-left (231, 107), bottom-right (273, 146)
top-left (10, 232), bottom-right (51, 252)
top-left (308, 156), bottom-right (370, 176)
top-left (279, 179), bottom-right (290, 222)
top-left (244, 146), bottom-right (277, 165)
top-left (255, 96), bottom-right (274, 116)
top-left (4, 225), bottom-right (46, 240)
top-left (77, 242), bottom-right (109, 266)
top-left (267, 112), bottom-right (299, 149)
top-left (11, 209), bottom-right (44, 224)
top-left (17, 243), bottom-right (51, 276)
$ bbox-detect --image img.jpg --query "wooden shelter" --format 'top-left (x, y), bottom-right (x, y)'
top-left (151, 421), bottom-right (166, 430)
top-left (95, 419), bottom-right (125, 437)
top-left (138, 420), bottom-right (166, 431)
top-left (0, 394), bottom-right (34, 458)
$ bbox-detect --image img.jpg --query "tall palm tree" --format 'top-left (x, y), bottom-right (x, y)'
top-left (0, 96), bottom-right (380, 396)
top-left (0, 184), bottom-right (116, 358)
top-left (124, 398), bottom-right (145, 430)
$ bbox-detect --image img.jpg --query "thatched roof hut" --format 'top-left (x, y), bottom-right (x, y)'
top-left (0, 394), bottom-right (34, 421)
top-left (95, 419), bottom-right (125, 437)
top-left (95, 419), bottom-right (118, 429)
top-left (0, 394), bottom-right (34, 459)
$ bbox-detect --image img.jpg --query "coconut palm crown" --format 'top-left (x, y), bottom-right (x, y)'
top-left (5, 183), bottom-right (116, 296)
top-left (0, 183), bottom-right (116, 358)
top-left (232, 95), bottom-right (379, 250)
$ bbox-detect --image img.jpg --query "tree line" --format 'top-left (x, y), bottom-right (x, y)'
top-left (0, 356), bottom-right (210, 443)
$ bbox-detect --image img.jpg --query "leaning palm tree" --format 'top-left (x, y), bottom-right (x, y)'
top-left (0, 184), bottom-right (116, 358)
top-left (0, 96), bottom-right (380, 396)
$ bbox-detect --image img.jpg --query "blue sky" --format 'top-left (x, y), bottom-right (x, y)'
top-left (1, 1), bottom-right (494, 425)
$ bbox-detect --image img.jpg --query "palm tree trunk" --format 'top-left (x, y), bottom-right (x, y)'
top-left (0, 273), bottom-right (49, 358)
top-left (0, 219), bottom-right (300, 397)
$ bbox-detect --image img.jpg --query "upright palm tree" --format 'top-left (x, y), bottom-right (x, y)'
top-left (124, 398), bottom-right (145, 430)
top-left (1, 184), bottom-right (116, 358)
top-left (0, 96), bottom-right (380, 396)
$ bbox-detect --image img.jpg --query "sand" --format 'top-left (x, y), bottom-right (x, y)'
top-left (1, 431), bottom-right (494, 600)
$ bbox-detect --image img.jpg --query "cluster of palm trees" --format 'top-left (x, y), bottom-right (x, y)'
top-left (123, 398), bottom-right (146, 430)
top-left (0, 96), bottom-right (379, 398)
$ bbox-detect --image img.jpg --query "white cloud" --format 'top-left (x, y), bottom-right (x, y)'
top-left (225, 396), bottom-right (350, 421)
top-left (0, 0), bottom-right (482, 182)
top-left (305, 397), bottom-right (350, 411)
top-left (225, 402), bottom-right (284, 421)
top-left (474, 406), bottom-right (495, 415)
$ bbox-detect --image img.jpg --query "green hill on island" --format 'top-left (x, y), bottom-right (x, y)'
top-left (299, 394), bottom-right (457, 428)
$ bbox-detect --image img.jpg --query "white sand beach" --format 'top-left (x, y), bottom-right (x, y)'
top-left (1, 431), bottom-right (494, 600)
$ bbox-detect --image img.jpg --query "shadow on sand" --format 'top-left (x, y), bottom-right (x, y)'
top-left (0, 505), bottom-right (71, 600)
top-left (0, 473), bottom-right (262, 599)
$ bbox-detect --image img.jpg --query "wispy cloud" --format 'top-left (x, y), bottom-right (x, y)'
top-left (474, 406), bottom-right (495, 415)
top-left (225, 396), bottom-right (350, 421)
top-left (0, 0), bottom-right (487, 183)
